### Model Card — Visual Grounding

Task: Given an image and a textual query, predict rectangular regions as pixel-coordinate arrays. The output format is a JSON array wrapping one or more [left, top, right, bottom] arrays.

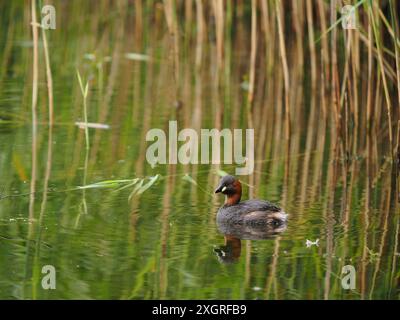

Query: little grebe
[[215, 175, 287, 225], [214, 235, 242, 264]]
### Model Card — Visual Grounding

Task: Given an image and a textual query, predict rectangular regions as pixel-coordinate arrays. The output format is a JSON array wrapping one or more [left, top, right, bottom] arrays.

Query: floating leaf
[[240, 81, 250, 91], [114, 178, 140, 192], [182, 174, 198, 186], [136, 175, 160, 195], [84, 53, 96, 61], [182, 174, 214, 196], [217, 170, 229, 177], [125, 53, 150, 62], [75, 122, 110, 130], [77, 179, 134, 190], [306, 239, 320, 248], [128, 179, 144, 202], [128, 175, 160, 201]]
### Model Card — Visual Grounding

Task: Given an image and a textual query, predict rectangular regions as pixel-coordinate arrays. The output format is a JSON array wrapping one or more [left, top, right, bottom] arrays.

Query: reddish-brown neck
[[225, 180, 242, 205]]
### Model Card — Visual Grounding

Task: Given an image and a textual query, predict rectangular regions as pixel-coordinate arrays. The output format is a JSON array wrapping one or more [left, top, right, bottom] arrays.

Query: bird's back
[[217, 199, 287, 225]]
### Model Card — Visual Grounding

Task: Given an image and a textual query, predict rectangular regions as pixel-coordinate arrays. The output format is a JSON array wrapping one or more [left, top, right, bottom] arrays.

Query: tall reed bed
[[164, 0, 399, 156]]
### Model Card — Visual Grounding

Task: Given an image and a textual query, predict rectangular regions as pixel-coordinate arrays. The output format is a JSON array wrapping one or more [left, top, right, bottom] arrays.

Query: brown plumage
[[215, 175, 287, 225]]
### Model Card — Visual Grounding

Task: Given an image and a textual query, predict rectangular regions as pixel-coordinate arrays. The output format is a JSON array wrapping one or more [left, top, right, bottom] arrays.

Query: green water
[[0, 1, 399, 300]]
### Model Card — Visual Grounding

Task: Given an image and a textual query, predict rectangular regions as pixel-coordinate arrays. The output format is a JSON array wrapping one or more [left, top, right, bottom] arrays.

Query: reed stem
[[28, 0, 39, 224]]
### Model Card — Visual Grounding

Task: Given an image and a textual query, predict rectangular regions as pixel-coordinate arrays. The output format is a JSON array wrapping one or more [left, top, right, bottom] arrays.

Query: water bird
[[215, 175, 287, 225]]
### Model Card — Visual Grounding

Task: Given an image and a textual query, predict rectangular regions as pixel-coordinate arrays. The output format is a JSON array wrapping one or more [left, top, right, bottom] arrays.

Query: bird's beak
[[215, 185, 226, 193]]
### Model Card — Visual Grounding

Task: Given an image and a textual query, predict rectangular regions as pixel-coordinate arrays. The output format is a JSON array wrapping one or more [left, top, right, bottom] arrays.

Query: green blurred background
[[0, 0, 399, 299]]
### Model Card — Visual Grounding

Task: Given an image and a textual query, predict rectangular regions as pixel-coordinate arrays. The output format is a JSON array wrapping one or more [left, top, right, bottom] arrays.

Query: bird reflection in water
[[214, 220, 287, 264]]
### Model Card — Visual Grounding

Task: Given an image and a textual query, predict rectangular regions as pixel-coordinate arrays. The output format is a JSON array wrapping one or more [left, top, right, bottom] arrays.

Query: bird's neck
[[225, 193, 241, 205]]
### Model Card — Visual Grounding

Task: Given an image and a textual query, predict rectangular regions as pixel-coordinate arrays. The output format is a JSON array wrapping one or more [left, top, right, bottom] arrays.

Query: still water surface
[[0, 2, 399, 300]]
